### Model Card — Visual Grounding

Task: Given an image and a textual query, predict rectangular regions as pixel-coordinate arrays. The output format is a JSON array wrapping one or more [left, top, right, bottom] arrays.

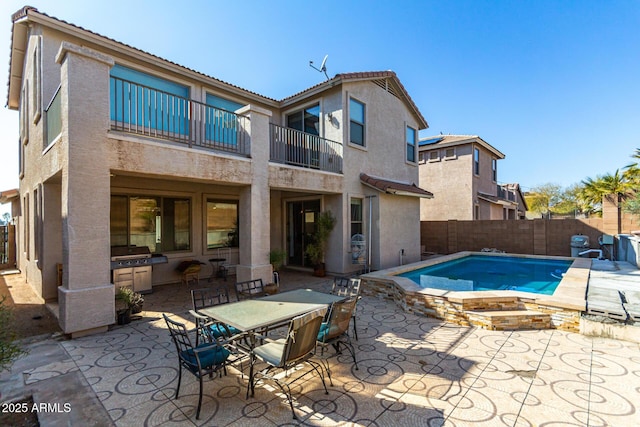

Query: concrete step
[[466, 309, 551, 331]]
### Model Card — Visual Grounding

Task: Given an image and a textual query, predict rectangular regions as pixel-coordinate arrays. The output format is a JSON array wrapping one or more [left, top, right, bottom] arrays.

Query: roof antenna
[[309, 54, 329, 80]]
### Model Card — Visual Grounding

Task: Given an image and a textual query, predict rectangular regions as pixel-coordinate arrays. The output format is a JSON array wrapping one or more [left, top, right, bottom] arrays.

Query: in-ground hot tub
[[361, 251, 590, 332]]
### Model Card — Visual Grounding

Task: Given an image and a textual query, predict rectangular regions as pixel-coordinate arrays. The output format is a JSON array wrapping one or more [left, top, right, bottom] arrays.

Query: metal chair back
[[191, 285, 231, 312], [331, 277, 361, 298], [320, 297, 357, 343], [281, 308, 326, 366], [235, 278, 265, 300]]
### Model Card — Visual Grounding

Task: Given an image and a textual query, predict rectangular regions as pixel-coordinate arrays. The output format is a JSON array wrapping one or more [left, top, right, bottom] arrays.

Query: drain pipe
[[366, 195, 376, 273], [399, 248, 405, 266]]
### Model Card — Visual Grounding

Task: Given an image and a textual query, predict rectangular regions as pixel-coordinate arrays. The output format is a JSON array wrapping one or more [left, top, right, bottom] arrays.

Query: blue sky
[[1, 0, 639, 218]]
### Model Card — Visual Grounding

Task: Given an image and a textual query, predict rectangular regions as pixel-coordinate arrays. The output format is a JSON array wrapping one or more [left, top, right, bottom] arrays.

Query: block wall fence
[[421, 197, 640, 257]]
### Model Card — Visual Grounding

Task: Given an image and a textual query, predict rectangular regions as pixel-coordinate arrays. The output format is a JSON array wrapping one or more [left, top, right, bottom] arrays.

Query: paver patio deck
[[1, 271, 639, 426]]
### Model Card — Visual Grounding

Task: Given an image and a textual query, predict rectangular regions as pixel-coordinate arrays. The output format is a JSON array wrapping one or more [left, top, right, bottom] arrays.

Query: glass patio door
[[286, 199, 320, 267]]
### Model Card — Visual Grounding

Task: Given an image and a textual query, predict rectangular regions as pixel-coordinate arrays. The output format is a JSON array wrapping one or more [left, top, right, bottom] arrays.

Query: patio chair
[[163, 313, 230, 420], [235, 278, 266, 301], [190, 286, 241, 342], [217, 247, 237, 280], [330, 277, 362, 340], [248, 307, 328, 420], [176, 260, 203, 286], [316, 297, 359, 385]]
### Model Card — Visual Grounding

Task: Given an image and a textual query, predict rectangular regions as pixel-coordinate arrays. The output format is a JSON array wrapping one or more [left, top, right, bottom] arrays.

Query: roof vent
[[372, 78, 400, 100]]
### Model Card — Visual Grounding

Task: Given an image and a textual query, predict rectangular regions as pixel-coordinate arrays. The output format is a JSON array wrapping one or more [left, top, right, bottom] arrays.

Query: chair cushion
[[180, 344, 230, 372], [317, 322, 330, 342], [209, 323, 240, 338], [253, 339, 286, 367], [317, 322, 341, 342]]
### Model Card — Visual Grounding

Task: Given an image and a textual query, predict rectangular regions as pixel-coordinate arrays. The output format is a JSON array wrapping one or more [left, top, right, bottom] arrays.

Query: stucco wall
[[419, 145, 473, 220]]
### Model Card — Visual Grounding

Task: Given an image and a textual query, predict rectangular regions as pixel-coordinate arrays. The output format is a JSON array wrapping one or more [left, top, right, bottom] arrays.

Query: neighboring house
[[418, 135, 525, 220], [499, 183, 528, 220], [6, 7, 432, 336]]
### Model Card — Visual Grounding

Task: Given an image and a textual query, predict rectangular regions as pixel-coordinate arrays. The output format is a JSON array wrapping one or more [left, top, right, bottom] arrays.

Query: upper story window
[[406, 126, 417, 162], [32, 38, 42, 124], [20, 83, 29, 143], [474, 147, 480, 175], [349, 98, 365, 146], [444, 147, 456, 160], [286, 104, 320, 135], [110, 65, 189, 135], [492, 158, 497, 182], [205, 94, 244, 146]]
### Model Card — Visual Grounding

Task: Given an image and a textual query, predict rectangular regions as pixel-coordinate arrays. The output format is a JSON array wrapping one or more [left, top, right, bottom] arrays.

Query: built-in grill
[[111, 246, 168, 293]]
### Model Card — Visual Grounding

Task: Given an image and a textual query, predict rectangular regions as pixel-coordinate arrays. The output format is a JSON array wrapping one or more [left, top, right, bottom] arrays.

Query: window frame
[[350, 197, 363, 238], [492, 158, 497, 182], [443, 147, 456, 160], [474, 147, 480, 175], [205, 199, 240, 250], [32, 37, 42, 124], [286, 102, 321, 136], [406, 126, 417, 163], [110, 194, 192, 253], [20, 83, 29, 144], [349, 97, 365, 147]]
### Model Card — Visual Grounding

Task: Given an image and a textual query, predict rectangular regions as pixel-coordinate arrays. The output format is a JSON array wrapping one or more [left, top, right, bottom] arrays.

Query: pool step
[[466, 309, 551, 331]]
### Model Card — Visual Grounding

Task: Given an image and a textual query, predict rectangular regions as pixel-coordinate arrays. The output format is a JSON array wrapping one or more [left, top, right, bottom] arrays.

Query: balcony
[[269, 124, 343, 174], [109, 76, 249, 156], [45, 85, 62, 148]]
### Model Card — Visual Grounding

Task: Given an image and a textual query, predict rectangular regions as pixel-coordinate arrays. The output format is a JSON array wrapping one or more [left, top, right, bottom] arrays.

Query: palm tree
[[622, 148, 640, 215], [580, 169, 631, 232], [580, 170, 632, 215], [623, 148, 640, 189]]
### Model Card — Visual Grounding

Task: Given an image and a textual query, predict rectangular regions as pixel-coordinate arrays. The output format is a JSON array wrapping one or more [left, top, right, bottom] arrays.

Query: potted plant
[[305, 210, 336, 277], [269, 249, 287, 272], [265, 249, 287, 294], [115, 287, 144, 325]]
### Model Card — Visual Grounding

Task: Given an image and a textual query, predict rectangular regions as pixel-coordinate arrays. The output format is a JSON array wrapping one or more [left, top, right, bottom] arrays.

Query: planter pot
[[131, 303, 143, 314], [117, 309, 131, 325], [312, 263, 326, 277], [264, 284, 279, 295]]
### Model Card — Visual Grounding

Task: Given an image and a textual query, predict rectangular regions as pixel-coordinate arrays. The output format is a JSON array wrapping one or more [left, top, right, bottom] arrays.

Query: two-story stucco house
[[6, 7, 432, 336], [418, 135, 524, 221]]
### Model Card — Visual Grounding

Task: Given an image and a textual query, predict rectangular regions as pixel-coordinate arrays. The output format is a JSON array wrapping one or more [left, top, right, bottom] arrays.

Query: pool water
[[398, 255, 572, 295]]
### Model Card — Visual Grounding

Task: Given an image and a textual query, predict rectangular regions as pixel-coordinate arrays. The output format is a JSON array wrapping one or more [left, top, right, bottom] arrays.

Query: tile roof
[[7, 6, 277, 107], [419, 134, 505, 159], [282, 71, 428, 129], [360, 173, 433, 198], [8, 6, 428, 130]]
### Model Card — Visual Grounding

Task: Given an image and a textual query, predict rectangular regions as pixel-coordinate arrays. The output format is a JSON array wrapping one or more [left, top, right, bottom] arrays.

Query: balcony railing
[[110, 76, 249, 156], [269, 124, 343, 174], [45, 85, 62, 148]]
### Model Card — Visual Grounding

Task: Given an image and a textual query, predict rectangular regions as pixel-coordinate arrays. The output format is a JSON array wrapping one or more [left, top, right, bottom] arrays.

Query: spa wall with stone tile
[[362, 278, 581, 333]]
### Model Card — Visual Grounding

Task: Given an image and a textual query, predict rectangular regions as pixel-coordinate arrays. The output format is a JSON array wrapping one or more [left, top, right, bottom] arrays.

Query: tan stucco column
[[55, 42, 115, 337], [235, 105, 273, 284]]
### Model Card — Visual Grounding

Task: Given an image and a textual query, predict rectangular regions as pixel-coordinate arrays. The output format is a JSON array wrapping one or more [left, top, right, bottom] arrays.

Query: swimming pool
[[361, 252, 590, 332], [398, 255, 572, 295]]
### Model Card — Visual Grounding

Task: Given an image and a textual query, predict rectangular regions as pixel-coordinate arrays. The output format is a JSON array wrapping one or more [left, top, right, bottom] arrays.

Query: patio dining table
[[199, 289, 342, 333], [199, 289, 335, 398]]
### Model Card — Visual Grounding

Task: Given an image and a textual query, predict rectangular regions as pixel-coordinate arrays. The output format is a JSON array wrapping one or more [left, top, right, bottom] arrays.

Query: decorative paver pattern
[[4, 273, 640, 426]]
